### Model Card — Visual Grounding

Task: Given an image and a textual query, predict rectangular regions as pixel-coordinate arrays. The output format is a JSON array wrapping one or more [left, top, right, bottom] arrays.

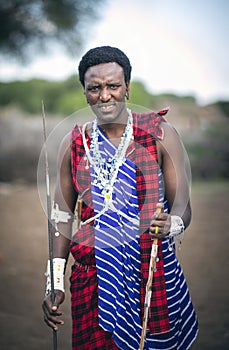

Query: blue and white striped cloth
[[90, 127, 198, 350], [91, 127, 142, 350], [144, 237, 198, 349]]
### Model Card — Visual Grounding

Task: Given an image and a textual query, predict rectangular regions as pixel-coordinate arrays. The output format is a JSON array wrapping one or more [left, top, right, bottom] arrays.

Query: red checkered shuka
[[70, 109, 170, 349], [131, 111, 170, 334]]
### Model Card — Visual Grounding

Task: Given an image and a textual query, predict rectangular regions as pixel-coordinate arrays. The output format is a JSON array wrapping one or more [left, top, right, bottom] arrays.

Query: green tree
[[0, 0, 105, 61]]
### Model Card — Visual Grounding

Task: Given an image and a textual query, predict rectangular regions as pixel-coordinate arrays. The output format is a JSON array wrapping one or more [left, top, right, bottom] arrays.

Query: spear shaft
[[42, 100, 58, 350], [139, 204, 163, 350]]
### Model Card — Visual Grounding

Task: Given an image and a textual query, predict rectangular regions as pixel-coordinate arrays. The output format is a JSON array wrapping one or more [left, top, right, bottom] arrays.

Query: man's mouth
[[97, 103, 115, 112]]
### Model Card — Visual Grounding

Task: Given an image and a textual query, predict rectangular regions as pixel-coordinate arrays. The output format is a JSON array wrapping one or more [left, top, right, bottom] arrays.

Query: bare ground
[[0, 181, 228, 350]]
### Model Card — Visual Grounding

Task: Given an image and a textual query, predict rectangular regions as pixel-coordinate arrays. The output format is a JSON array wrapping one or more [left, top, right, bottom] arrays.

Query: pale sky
[[0, 0, 228, 105]]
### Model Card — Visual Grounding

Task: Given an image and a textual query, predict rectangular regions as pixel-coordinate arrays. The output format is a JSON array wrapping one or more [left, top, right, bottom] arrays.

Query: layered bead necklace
[[82, 108, 136, 225]]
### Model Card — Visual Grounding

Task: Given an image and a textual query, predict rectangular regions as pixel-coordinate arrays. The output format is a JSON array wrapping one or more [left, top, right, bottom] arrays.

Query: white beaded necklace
[[81, 109, 138, 226]]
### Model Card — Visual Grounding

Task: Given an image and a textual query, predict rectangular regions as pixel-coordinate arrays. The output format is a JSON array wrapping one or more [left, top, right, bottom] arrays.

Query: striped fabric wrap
[[91, 125, 141, 349]]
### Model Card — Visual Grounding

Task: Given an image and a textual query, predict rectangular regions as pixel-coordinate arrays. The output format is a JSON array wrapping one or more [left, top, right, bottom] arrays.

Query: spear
[[42, 100, 58, 350], [139, 203, 163, 350]]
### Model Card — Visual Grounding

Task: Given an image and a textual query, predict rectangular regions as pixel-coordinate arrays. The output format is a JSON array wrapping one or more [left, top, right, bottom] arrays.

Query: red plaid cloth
[[70, 109, 170, 348], [70, 263, 119, 349], [131, 111, 170, 334]]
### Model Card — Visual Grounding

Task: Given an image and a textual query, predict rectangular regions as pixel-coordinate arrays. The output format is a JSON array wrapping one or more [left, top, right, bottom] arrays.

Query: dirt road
[[0, 181, 228, 349]]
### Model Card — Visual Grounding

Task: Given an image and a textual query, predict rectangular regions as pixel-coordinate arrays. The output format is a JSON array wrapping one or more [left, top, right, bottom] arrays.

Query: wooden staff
[[139, 203, 163, 350], [77, 197, 83, 229], [42, 100, 58, 350]]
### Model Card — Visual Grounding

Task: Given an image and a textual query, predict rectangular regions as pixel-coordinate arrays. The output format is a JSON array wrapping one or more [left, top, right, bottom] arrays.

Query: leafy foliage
[[0, 0, 104, 60], [185, 120, 229, 179], [213, 101, 229, 118], [0, 76, 87, 114], [129, 81, 155, 108]]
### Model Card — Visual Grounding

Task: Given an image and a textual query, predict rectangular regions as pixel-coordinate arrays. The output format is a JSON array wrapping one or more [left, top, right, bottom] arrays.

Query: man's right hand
[[42, 290, 65, 331]]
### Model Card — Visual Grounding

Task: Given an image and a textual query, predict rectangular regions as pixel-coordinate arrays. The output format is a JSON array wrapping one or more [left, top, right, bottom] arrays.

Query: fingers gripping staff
[[139, 203, 163, 350]]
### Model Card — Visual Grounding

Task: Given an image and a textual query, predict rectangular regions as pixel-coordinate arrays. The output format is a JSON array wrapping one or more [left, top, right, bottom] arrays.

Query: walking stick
[[42, 100, 58, 350], [139, 203, 163, 350]]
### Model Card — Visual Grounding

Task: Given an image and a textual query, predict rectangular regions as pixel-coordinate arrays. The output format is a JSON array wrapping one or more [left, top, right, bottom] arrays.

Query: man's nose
[[100, 87, 111, 102]]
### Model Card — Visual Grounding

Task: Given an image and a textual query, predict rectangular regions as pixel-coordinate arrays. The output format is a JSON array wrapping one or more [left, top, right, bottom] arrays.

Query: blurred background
[[0, 0, 228, 349]]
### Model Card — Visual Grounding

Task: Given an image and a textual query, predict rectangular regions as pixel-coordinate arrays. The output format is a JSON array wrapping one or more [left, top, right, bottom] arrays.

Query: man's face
[[84, 62, 130, 123]]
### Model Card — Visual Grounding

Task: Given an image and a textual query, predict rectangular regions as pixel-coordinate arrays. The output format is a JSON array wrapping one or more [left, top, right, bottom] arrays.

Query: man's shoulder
[[134, 107, 169, 119], [133, 108, 169, 140]]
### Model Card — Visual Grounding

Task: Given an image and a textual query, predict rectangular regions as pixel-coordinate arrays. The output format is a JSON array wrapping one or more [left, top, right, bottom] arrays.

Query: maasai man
[[42, 46, 198, 349]]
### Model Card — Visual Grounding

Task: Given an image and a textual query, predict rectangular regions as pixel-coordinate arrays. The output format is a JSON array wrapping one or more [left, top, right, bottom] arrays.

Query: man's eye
[[109, 84, 120, 89], [88, 86, 99, 92]]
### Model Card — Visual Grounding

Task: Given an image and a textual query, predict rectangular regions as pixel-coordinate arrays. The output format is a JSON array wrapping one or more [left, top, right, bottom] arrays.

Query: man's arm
[[42, 132, 77, 331], [150, 122, 192, 237], [52, 132, 77, 257]]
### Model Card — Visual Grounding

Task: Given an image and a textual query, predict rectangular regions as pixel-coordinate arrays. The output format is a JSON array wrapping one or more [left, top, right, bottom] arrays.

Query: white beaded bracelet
[[45, 258, 66, 296], [167, 215, 185, 251], [168, 215, 185, 238]]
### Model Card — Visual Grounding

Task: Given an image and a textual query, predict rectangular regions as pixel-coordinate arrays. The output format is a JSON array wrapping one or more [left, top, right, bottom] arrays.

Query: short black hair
[[78, 46, 132, 87]]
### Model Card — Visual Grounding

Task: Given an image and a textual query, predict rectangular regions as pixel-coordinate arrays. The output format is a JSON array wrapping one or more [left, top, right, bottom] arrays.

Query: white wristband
[[51, 202, 73, 224], [45, 258, 66, 295], [168, 215, 185, 238]]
